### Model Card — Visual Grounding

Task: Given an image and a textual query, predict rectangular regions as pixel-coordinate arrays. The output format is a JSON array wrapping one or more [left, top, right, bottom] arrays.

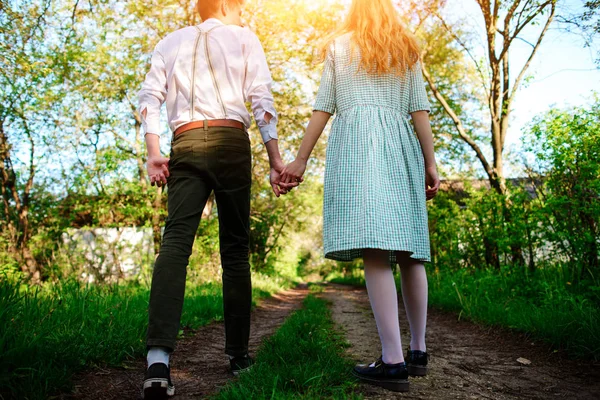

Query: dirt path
[[323, 284, 600, 400], [61, 286, 308, 400]]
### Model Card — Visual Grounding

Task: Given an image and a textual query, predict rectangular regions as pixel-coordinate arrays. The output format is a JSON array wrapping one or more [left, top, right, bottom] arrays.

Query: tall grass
[[214, 294, 360, 400], [429, 267, 600, 360], [0, 274, 291, 400]]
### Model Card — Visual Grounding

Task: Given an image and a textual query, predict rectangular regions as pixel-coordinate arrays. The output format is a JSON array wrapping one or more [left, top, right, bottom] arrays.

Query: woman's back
[[281, 0, 439, 389], [318, 33, 430, 119]]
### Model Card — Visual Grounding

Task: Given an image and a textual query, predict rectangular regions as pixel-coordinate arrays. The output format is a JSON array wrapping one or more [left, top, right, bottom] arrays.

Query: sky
[[445, 0, 599, 147]]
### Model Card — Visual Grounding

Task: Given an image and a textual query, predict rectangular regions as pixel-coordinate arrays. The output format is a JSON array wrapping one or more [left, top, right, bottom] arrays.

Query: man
[[138, 1, 296, 398]]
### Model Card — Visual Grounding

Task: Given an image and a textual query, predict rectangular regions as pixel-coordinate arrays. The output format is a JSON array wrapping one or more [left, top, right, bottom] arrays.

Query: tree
[[417, 0, 556, 194], [405, 0, 557, 267], [0, 0, 69, 280]]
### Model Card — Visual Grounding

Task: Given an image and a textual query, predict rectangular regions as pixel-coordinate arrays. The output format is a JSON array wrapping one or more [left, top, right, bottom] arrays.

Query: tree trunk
[[483, 237, 501, 270], [581, 210, 599, 280], [525, 211, 536, 272], [202, 193, 215, 219], [1, 120, 40, 281]]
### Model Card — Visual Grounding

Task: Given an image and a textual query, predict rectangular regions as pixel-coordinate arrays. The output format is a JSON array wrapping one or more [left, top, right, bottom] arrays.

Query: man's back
[[139, 18, 277, 143]]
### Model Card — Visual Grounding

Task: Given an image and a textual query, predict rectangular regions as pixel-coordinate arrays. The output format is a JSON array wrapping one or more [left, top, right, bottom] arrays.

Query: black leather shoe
[[406, 349, 429, 376], [143, 363, 175, 399], [352, 357, 409, 392], [230, 355, 254, 376]]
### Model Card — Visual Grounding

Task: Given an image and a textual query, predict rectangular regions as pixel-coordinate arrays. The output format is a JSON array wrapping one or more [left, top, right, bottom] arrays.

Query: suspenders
[[191, 25, 228, 122]]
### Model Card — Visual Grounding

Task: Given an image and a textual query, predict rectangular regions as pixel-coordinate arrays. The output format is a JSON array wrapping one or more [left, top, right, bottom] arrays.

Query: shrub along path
[[324, 283, 600, 399], [60, 285, 309, 400]]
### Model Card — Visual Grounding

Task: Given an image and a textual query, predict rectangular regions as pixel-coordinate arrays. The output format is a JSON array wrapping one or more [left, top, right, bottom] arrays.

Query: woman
[[281, 0, 439, 392]]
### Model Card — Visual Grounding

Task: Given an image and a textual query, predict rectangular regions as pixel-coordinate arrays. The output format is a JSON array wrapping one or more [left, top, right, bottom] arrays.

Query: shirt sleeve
[[313, 43, 336, 115], [243, 30, 278, 143], [138, 40, 167, 137], [407, 61, 431, 114]]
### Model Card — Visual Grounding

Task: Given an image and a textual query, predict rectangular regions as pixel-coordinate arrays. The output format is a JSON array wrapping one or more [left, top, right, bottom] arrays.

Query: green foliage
[[187, 214, 222, 283], [0, 0, 343, 280], [0, 274, 289, 400], [427, 184, 540, 271], [214, 295, 360, 400], [523, 102, 600, 282]]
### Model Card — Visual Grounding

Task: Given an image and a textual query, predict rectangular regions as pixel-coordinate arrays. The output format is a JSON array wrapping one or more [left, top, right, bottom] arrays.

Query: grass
[[428, 267, 600, 360], [327, 266, 600, 360], [0, 273, 291, 400], [213, 294, 361, 400]]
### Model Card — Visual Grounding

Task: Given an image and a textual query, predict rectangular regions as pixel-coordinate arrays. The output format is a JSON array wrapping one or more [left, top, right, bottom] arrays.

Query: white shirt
[[138, 19, 278, 143]]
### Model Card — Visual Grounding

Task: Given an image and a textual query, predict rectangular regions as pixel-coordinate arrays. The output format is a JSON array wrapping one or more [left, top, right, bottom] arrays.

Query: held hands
[[147, 156, 170, 187], [281, 159, 307, 186], [270, 161, 302, 197], [426, 165, 440, 201], [270, 159, 306, 197]]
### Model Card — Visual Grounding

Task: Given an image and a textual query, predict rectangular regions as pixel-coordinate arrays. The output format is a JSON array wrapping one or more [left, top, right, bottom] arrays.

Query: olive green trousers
[[147, 126, 252, 356]]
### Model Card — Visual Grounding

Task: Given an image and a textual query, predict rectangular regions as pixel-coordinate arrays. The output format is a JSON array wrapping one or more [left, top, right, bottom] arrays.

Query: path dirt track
[[61, 283, 600, 399], [324, 284, 600, 400], [61, 287, 308, 400]]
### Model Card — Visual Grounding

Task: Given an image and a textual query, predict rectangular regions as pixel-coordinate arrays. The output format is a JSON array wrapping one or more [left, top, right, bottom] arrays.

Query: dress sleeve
[[407, 61, 431, 114], [313, 44, 336, 115]]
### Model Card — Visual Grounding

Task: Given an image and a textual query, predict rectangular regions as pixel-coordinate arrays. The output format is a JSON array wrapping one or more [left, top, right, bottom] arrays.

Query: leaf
[[516, 357, 531, 365]]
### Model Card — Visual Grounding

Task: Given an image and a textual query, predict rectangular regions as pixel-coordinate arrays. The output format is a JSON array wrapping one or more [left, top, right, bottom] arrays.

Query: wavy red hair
[[321, 0, 421, 75]]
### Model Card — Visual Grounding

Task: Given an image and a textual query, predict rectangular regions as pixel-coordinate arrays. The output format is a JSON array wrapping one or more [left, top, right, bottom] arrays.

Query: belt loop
[[203, 119, 209, 131]]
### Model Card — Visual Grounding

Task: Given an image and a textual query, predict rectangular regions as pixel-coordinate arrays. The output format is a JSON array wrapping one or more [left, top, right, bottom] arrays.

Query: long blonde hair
[[321, 0, 421, 75]]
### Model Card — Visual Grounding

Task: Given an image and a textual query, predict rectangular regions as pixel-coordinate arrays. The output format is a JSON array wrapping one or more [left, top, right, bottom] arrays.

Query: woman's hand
[[281, 159, 307, 186], [147, 156, 170, 187], [425, 165, 440, 201]]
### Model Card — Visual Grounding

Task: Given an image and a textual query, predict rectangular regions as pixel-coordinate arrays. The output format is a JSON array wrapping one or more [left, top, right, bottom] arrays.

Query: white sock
[[147, 346, 170, 368], [398, 252, 428, 352], [363, 249, 404, 365]]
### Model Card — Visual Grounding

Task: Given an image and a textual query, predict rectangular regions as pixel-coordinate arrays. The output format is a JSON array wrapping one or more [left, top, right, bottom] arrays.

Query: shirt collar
[[201, 18, 225, 27]]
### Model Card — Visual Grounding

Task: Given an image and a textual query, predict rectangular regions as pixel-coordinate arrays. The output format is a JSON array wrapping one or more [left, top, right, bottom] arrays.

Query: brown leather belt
[[174, 119, 246, 136]]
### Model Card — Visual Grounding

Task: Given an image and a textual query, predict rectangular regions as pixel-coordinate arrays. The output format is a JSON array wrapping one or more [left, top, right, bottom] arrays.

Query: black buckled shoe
[[406, 349, 429, 377], [143, 363, 175, 399], [352, 357, 409, 392], [230, 355, 254, 376]]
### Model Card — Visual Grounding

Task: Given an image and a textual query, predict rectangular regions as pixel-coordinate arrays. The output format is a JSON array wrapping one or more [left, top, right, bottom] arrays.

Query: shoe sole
[[232, 365, 253, 376], [143, 379, 175, 399], [352, 370, 409, 392], [407, 364, 428, 377]]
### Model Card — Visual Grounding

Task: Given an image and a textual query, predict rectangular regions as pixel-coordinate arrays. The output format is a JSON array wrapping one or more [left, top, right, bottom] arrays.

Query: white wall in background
[[62, 227, 155, 282]]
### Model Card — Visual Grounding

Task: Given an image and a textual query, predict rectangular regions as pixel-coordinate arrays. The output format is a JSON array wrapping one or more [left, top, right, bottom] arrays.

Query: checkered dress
[[314, 34, 432, 263]]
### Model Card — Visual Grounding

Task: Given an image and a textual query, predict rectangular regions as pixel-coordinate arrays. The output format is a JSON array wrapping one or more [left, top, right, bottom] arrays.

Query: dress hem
[[324, 246, 431, 264]]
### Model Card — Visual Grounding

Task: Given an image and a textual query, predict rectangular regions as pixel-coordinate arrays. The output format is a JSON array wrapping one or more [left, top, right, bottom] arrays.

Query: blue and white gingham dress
[[314, 34, 432, 263]]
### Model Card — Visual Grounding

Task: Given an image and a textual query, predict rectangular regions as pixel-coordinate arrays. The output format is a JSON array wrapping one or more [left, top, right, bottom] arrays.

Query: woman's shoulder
[[325, 33, 352, 58], [332, 33, 352, 48]]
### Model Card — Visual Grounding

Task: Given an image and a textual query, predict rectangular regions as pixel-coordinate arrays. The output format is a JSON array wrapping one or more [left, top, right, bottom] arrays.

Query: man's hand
[[270, 164, 301, 197], [147, 156, 170, 187], [270, 167, 285, 197], [281, 159, 307, 186], [425, 165, 440, 201]]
